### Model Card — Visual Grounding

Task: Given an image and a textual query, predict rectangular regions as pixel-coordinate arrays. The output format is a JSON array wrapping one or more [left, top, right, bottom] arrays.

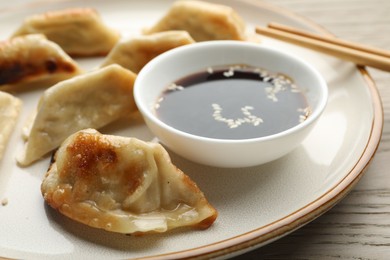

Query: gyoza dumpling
[[144, 0, 246, 41], [41, 129, 218, 234], [0, 34, 81, 88], [100, 31, 194, 73], [17, 64, 137, 166], [0, 91, 22, 161], [12, 8, 120, 57]]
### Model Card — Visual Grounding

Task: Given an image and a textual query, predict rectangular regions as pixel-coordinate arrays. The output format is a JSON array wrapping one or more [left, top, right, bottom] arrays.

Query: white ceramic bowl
[[134, 41, 328, 168]]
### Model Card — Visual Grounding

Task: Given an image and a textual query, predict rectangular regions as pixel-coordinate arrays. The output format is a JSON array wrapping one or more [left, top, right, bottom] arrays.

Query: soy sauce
[[155, 65, 310, 140]]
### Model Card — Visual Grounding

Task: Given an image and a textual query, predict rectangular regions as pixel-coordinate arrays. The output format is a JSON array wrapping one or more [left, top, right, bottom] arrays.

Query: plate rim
[[0, 0, 384, 259]]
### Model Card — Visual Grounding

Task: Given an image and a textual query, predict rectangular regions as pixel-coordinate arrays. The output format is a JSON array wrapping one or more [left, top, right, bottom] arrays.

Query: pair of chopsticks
[[255, 23, 390, 72]]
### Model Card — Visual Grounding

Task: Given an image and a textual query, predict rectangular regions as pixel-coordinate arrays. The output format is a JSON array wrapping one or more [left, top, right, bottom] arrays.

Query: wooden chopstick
[[255, 22, 390, 72], [268, 22, 390, 58]]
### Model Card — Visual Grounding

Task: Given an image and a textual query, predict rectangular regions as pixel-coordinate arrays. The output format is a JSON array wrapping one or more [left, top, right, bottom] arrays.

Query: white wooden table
[[237, 0, 390, 258]]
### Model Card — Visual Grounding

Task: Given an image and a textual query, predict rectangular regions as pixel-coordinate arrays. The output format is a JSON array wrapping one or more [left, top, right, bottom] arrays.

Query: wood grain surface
[[237, 0, 390, 259]]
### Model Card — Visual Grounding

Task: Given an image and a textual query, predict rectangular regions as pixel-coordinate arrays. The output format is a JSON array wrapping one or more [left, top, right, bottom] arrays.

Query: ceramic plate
[[0, 0, 383, 259]]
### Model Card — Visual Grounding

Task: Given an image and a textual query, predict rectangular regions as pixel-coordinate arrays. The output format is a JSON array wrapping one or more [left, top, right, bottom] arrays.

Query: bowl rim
[[134, 41, 328, 144]]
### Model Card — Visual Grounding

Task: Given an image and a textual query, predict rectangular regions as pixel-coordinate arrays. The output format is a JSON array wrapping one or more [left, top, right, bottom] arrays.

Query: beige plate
[[0, 0, 383, 259]]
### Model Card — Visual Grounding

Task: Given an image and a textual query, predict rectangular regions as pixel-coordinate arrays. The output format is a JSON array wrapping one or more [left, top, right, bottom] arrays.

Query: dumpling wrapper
[[17, 64, 137, 166], [0, 91, 22, 161], [144, 0, 246, 41], [0, 34, 81, 88], [41, 129, 218, 234], [12, 8, 120, 57], [100, 31, 195, 73]]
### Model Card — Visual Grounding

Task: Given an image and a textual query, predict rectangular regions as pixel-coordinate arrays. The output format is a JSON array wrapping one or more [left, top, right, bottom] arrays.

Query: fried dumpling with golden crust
[[0, 34, 81, 88], [12, 8, 120, 57], [0, 91, 22, 161], [100, 31, 194, 73], [41, 129, 217, 234], [17, 64, 137, 166], [144, 0, 246, 41]]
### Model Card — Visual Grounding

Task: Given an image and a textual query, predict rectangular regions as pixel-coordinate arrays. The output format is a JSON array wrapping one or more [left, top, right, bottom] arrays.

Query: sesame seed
[[167, 83, 184, 91], [212, 103, 264, 128]]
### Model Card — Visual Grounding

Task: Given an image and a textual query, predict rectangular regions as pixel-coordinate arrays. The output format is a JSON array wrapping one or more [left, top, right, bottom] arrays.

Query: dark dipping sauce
[[155, 64, 311, 140]]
